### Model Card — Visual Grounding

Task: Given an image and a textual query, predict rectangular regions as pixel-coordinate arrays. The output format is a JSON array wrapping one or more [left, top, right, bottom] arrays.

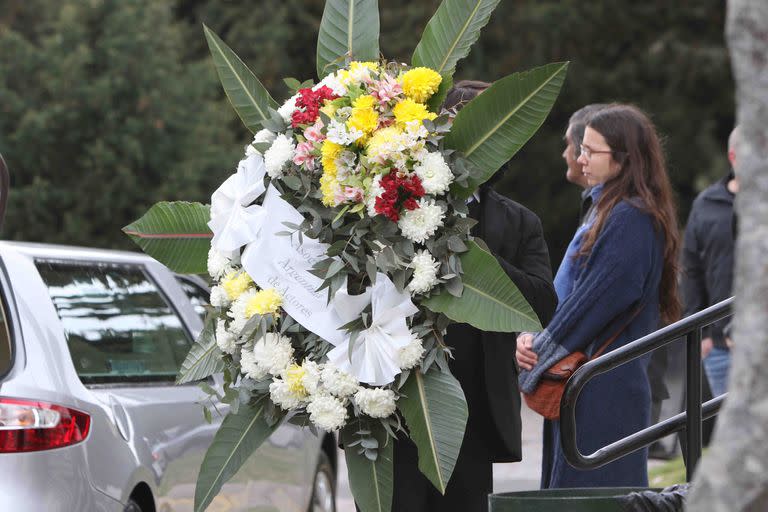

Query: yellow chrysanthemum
[[285, 364, 309, 398], [245, 288, 283, 317], [347, 108, 379, 137], [366, 126, 402, 157], [320, 172, 340, 206], [392, 98, 437, 127], [353, 94, 377, 110], [340, 61, 380, 85], [321, 140, 344, 173], [221, 271, 253, 301], [401, 67, 442, 103]]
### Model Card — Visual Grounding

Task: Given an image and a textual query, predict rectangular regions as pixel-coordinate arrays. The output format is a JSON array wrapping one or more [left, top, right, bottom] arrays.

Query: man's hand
[[516, 333, 538, 371], [701, 337, 714, 359]]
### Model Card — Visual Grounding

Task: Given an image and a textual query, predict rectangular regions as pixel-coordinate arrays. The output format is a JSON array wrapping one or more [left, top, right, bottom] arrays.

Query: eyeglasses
[[579, 144, 613, 159]]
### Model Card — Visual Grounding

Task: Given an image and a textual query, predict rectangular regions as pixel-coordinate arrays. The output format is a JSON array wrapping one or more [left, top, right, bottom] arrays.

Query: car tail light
[[0, 397, 91, 452]]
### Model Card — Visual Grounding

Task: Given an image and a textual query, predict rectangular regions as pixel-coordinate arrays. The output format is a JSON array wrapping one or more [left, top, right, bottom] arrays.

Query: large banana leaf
[[445, 62, 569, 198], [412, 0, 500, 77], [177, 314, 225, 384], [204, 25, 278, 134], [344, 429, 394, 512], [423, 240, 542, 332], [316, 0, 380, 78], [123, 201, 211, 274], [397, 368, 467, 494], [194, 402, 280, 512]]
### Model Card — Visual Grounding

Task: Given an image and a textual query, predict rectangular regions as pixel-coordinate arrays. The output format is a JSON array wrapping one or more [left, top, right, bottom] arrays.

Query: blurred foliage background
[[0, 0, 733, 267]]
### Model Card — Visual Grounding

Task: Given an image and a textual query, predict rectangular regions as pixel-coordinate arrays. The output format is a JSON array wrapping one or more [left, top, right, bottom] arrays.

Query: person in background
[[382, 80, 558, 512], [563, 104, 608, 222], [517, 104, 681, 488], [681, 126, 740, 396]]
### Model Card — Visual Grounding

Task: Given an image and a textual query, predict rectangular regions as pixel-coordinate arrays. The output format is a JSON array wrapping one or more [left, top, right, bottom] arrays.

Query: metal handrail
[[0, 153, 7, 232], [560, 296, 734, 481]]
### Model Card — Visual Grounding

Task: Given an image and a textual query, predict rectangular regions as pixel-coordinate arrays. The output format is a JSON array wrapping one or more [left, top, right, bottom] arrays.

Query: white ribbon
[[208, 153, 269, 254], [327, 274, 418, 386]]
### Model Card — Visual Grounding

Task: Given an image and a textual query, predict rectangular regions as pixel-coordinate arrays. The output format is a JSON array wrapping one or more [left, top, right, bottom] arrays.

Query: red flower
[[374, 172, 425, 222], [291, 86, 338, 128]]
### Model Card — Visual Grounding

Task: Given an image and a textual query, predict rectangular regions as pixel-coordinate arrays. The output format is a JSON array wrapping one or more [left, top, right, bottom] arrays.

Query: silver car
[[0, 242, 337, 512]]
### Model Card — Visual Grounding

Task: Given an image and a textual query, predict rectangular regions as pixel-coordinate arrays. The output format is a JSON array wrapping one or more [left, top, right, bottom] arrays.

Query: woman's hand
[[516, 333, 538, 371]]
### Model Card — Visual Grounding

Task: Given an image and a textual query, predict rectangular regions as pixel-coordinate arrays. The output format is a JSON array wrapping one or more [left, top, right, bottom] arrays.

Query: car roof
[[0, 241, 156, 265]]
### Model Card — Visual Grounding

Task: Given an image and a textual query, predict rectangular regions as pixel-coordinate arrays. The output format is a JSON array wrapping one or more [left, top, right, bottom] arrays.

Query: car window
[[176, 276, 209, 320], [35, 260, 193, 384]]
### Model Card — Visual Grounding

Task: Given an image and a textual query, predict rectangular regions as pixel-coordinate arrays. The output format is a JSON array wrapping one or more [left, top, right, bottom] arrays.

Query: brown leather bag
[[523, 308, 641, 420]]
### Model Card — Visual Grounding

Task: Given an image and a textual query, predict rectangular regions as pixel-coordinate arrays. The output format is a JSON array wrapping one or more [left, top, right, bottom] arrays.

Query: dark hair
[[442, 80, 491, 112], [578, 104, 681, 325], [567, 104, 608, 158]]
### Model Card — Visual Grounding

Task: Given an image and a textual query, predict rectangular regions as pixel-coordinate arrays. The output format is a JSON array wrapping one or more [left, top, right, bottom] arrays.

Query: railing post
[[685, 328, 703, 480]]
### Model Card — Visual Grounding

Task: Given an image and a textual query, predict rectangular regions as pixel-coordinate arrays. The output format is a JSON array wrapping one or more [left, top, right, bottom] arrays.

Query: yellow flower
[[285, 364, 309, 399], [340, 61, 380, 85], [321, 140, 344, 173], [392, 98, 437, 127], [401, 67, 442, 103], [320, 102, 338, 118], [347, 108, 379, 138], [221, 271, 253, 301], [245, 288, 283, 317], [366, 126, 402, 156], [353, 95, 377, 110], [320, 172, 340, 206]]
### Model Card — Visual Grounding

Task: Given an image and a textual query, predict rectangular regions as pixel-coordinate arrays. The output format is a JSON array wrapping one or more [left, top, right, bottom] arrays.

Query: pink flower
[[293, 141, 316, 171], [371, 75, 403, 107], [343, 186, 365, 203], [304, 118, 326, 143]]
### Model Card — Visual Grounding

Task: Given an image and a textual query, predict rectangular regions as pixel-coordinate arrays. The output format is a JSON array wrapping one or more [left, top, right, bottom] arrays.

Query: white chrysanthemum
[[354, 388, 397, 419], [413, 152, 454, 196], [215, 319, 236, 354], [246, 129, 277, 156], [301, 360, 322, 395], [326, 119, 363, 145], [307, 394, 348, 431], [227, 288, 257, 334], [398, 334, 425, 370], [252, 333, 294, 377], [321, 365, 360, 397], [407, 249, 440, 294], [313, 72, 347, 96], [403, 120, 429, 148], [210, 285, 230, 308], [277, 94, 299, 123], [240, 346, 268, 380], [264, 134, 296, 178], [269, 379, 304, 410], [207, 247, 232, 279], [366, 174, 385, 217], [398, 199, 445, 244]]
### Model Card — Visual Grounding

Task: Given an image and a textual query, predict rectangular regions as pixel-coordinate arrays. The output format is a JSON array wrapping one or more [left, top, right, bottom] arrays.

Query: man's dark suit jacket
[[447, 187, 557, 462]]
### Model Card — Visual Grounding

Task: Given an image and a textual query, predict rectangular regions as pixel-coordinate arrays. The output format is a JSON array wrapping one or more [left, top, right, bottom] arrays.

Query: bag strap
[[589, 304, 644, 360]]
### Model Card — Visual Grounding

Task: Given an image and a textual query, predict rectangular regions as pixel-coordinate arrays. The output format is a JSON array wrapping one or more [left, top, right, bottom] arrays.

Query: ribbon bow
[[327, 274, 418, 386]]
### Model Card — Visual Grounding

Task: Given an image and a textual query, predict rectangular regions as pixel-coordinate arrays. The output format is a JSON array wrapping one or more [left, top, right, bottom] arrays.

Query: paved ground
[[335, 403, 544, 511]]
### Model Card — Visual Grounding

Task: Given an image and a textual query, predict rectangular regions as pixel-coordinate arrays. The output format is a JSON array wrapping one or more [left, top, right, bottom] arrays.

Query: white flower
[[407, 249, 440, 294], [210, 285, 230, 308], [251, 333, 294, 377], [326, 119, 363, 145], [366, 174, 385, 217], [269, 379, 304, 410], [227, 288, 257, 334], [246, 129, 277, 156], [207, 247, 232, 279], [215, 319, 236, 354], [314, 73, 347, 96], [264, 134, 296, 178], [354, 388, 397, 419], [414, 152, 454, 196], [307, 394, 348, 431], [398, 199, 445, 244], [321, 365, 360, 397], [301, 360, 322, 396], [398, 334, 425, 370], [240, 346, 268, 380], [277, 94, 299, 123]]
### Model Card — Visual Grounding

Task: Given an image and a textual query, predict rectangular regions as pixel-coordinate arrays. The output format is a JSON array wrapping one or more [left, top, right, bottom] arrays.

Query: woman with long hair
[[516, 104, 681, 487]]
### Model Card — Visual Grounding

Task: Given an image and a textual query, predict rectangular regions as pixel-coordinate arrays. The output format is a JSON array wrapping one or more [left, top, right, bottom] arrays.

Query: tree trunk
[[686, 1, 768, 510]]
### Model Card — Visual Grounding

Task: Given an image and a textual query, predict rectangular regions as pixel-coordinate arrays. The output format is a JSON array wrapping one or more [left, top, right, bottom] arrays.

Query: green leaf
[[412, 0, 501, 77], [427, 74, 453, 113], [203, 24, 278, 134], [316, 0, 380, 78], [177, 314, 225, 384], [123, 201, 211, 274], [344, 428, 393, 512], [445, 62, 569, 198], [398, 368, 468, 494], [194, 403, 280, 512], [423, 240, 542, 332]]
